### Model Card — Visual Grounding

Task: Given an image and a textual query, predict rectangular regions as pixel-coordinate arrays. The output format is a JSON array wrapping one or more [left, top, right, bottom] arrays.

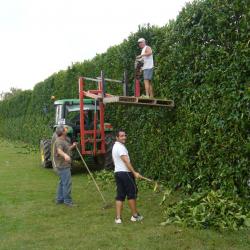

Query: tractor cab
[[53, 99, 112, 142], [54, 99, 96, 126], [54, 99, 97, 141], [54, 99, 95, 125]]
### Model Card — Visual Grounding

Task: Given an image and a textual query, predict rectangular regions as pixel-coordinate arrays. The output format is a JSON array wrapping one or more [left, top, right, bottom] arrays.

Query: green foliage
[[92, 169, 114, 184], [0, 0, 249, 229], [153, 0, 250, 197], [161, 190, 250, 230]]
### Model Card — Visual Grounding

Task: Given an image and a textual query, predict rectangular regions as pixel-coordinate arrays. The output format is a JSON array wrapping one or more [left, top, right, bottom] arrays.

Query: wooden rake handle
[[76, 146, 107, 204], [140, 176, 153, 182]]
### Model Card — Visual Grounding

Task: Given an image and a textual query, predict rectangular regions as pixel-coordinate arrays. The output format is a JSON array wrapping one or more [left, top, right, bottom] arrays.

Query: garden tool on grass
[[76, 146, 113, 209], [140, 176, 159, 192]]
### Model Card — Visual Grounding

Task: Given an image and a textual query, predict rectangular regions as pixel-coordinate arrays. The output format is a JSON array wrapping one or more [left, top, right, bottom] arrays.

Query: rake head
[[102, 202, 113, 210]]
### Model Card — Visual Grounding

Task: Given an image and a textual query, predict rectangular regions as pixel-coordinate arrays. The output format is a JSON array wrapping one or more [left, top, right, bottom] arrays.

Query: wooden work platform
[[102, 96, 174, 108]]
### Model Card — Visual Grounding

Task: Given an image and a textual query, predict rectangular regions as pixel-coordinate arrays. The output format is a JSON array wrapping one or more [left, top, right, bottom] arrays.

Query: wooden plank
[[102, 96, 120, 103], [110, 101, 174, 108], [103, 96, 174, 108], [137, 98, 156, 104], [118, 96, 137, 103]]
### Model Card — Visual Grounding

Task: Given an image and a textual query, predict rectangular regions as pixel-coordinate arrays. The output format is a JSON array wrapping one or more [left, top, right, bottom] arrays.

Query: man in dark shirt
[[53, 125, 77, 206]]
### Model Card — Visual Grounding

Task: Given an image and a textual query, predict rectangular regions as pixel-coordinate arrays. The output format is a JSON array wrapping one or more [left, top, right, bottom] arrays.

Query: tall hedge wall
[[0, 0, 249, 197]]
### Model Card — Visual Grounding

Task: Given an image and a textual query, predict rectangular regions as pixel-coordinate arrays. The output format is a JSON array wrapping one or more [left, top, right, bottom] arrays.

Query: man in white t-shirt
[[137, 37, 154, 98], [112, 130, 143, 224]]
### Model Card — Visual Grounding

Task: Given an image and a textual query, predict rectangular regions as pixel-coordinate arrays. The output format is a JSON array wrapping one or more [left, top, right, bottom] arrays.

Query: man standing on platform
[[137, 38, 154, 98]]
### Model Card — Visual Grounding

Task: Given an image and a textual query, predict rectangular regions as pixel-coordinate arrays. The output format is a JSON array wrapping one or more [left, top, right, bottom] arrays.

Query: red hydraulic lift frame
[[78, 76, 106, 156], [135, 78, 140, 97], [78, 71, 128, 156]]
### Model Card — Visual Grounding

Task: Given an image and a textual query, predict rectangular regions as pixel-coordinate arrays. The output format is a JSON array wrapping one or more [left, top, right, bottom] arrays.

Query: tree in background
[[0, 87, 22, 101]]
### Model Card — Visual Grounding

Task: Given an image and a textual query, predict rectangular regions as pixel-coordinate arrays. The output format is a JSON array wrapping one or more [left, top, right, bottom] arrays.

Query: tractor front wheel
[[40, 139, 52, 168]]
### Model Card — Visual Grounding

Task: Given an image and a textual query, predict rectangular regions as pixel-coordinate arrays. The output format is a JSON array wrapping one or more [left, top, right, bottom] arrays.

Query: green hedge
[[0, 0, 249, 197]]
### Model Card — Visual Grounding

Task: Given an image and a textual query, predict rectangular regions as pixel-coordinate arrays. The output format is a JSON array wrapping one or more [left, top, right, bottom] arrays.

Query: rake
[[76, 146, 113, 209], [140, 176, 159, 192]]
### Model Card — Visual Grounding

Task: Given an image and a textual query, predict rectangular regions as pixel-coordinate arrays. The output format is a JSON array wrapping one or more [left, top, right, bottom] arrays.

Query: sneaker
[[115, 218, 122, 224], [140, 95, 149, 98], [55, 200, 64, 205], [131, 214, 144, 222], [65, 202, 77, 207]]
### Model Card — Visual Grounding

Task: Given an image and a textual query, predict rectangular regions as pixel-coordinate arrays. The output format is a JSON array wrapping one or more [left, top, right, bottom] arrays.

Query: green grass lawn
[[0, 140, 249, 250]]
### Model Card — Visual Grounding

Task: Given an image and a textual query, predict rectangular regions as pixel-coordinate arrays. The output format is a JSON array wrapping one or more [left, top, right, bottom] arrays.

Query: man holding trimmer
[[112, 129, 143, 224], [137, 37, 154, 98]]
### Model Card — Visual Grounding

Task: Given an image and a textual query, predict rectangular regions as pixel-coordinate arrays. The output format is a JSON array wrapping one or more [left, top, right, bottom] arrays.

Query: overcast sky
[[0, 0, 191, 93]]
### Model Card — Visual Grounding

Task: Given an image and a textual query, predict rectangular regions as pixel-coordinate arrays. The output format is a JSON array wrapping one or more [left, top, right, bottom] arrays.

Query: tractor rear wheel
[[94, 133, 115, 170], [40, 139, 52, 168], [50, 133, 57, 169], [104, 133, 115, 170]]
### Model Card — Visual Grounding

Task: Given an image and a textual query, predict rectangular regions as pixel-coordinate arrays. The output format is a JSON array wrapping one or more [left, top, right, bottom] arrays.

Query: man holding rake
[[112, 129, 143, 224]]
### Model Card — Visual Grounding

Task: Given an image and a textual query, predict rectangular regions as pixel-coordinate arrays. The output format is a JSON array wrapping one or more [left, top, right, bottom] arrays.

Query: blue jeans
[[56, 168, 72, 204]]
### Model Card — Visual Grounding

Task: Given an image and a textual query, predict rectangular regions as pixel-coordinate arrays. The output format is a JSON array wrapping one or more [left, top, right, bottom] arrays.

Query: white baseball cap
[[138, 38, 145, 43]]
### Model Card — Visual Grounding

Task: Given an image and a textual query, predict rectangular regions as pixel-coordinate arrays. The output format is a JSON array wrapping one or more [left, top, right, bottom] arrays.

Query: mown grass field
[[0, 139, 249, 250]]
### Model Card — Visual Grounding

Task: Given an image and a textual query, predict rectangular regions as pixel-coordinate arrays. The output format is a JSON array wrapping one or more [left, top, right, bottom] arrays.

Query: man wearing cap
[[53, 125, 77, 206], [137, 38, 154, 98]]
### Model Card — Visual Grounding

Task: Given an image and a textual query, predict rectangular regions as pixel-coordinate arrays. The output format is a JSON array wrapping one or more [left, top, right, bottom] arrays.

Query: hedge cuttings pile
[[161, 189, 250, 230]]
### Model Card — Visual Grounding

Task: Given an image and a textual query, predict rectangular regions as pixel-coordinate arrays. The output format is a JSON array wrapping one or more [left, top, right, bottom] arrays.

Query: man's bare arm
[[69, 142, 77, 151], [142, 46, 152, 56], [121, 155, 141, 178], [57, 148, 71, 162]]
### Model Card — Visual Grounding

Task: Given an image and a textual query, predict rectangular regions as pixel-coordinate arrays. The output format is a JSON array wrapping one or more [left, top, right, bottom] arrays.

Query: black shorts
[[115, 172, 138, 201]]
